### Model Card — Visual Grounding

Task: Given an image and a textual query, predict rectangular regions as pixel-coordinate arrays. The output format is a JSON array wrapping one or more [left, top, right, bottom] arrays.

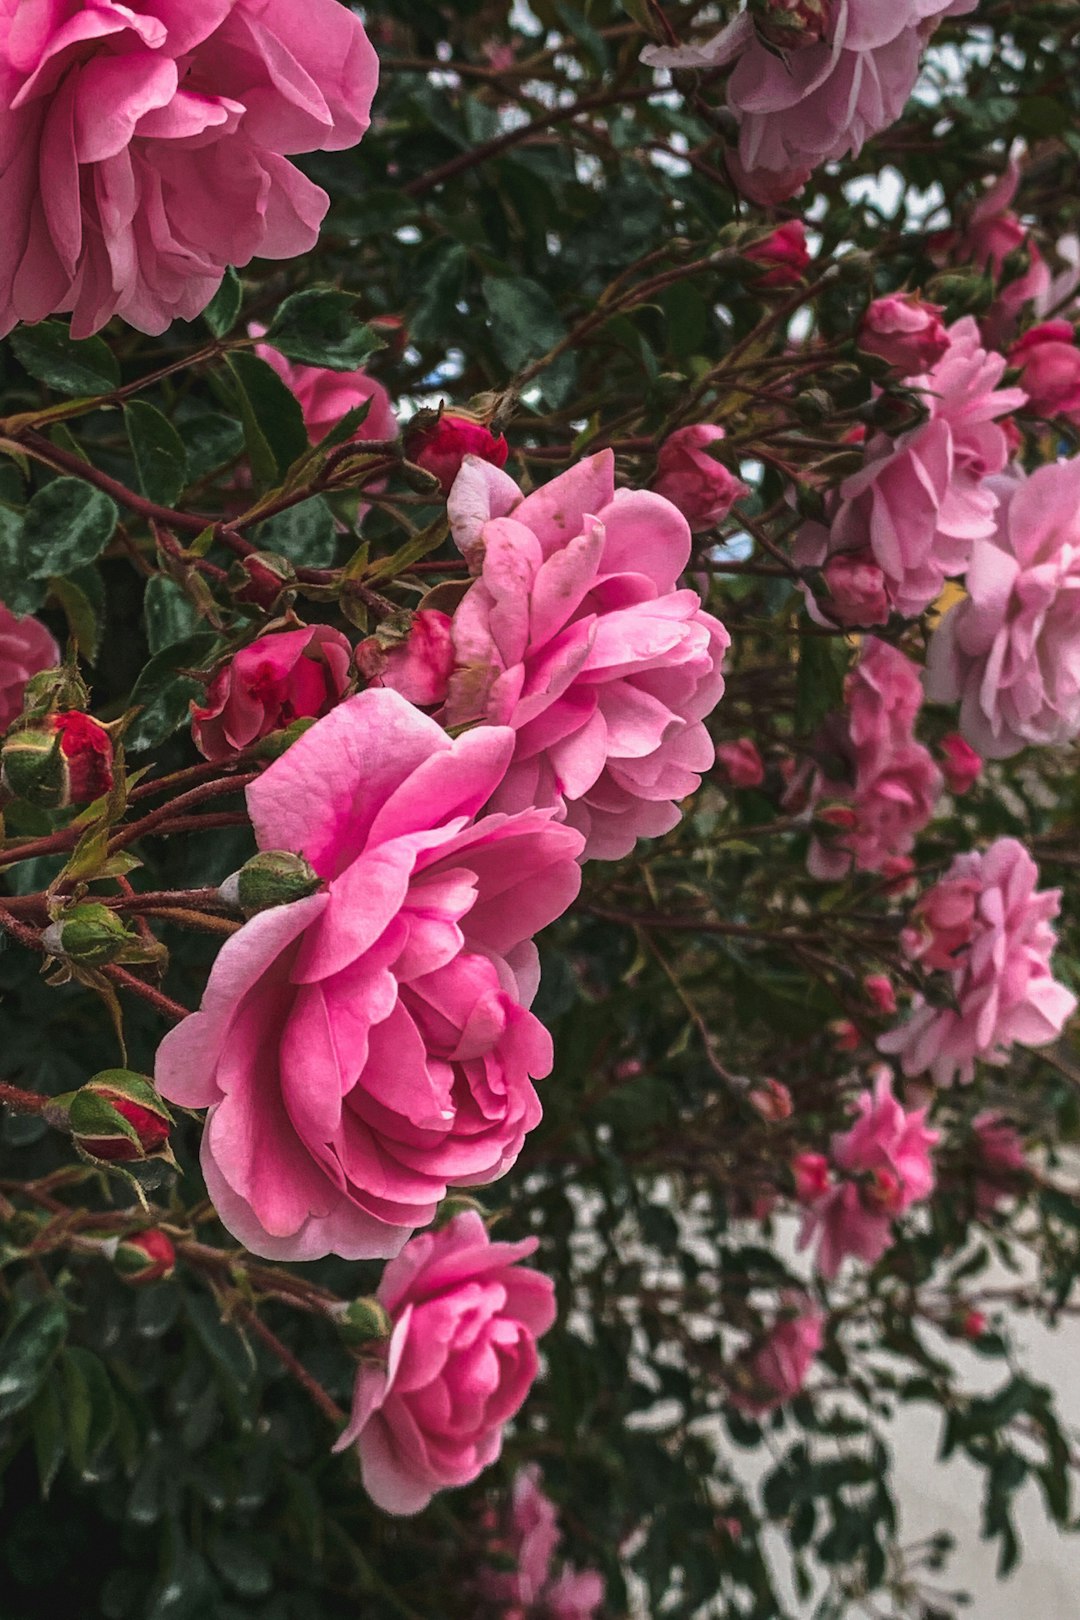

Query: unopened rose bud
[[939, 733, 982, 796], [857, 293, 950, 376], [1, 711, 114, 808], [405, 410, 509, 496], [369, 314, 408, 359], [42, 903, 133, 967], [791, 1151, 831, 1203], [337, 1296, 393, 1348], [219, 850, 322, 917], [749, 0, 831, 50], [821, 551, 890, 628], [829, 1018, 860, 1052], [716, 737, 765, 789], [814, 800, 858, 833], [743, 220, 811, 288], [114, 1229, 176, 1285], [961, 1308, 987, 1339], [748, 1078, 793, 1122], [230, 551, 297, 612], [879, 855, 916, 897], [69, 1070, 173, 1164], [925, 270, 994, 316], [863, 974, 897, 1016]]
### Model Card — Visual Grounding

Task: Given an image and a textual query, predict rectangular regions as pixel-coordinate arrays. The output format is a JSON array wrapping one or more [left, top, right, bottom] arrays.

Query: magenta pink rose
[[798, 1069, 938, 1277], [797, 318, 1026, 618], [1008, 322, 1080, 422], [652, 424, 749, 533], [405, 413, 510, 497], [926, 462, 1080, 758], [191, 624, 353, 763], [819, 550, 890, 627], [255, 338, 398, 449], [731, 1298, 824, 1415], [333, 1212, 557, 1514], [805, 638, 942, 880], [858, 293, 950, 375], [442, 451, 730, 861], [880, 838, 1077, 1085], [0, 1, 377, 338], [479, 1466, 606, 1617], [716, 737, 765, 789], [972, 1110, 1027, 1213], [743, 221, 811, 288], [157, 691, 584, 1259], [939, 733, 982, 796], [0, 601, 59, 732], [373, 609, 456, 708]]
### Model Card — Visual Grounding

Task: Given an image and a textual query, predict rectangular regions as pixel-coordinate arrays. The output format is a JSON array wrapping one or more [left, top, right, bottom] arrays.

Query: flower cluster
[[478, 1465, 605, 1618]]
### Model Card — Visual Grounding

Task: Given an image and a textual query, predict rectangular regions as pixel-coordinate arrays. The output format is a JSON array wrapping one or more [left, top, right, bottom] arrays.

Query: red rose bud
[[939, 732, 982, 796], [369, 314, 408, 359], [405, 410, 509, 496], [1, 711, 114, 807], [961, 1308, 988, 1340], [863, 973, 897, 1016], [749, 0, 832, 48], [230, 551, 297, 613], [69, 1070, 173, 1164], [743, 221, 811, 287], [829, 1018, 860, 1052], [748, 1078, 793, 1122], [114, 1229, 176, 1285], [53, 710, 114, 800], [791, 1151, 831, 1203], [716, 737, 765, 789], [814, 799, 858, 832]]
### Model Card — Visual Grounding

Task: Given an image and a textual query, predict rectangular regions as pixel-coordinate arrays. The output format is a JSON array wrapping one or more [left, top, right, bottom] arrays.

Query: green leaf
[[48, 568, 103, 661], [257, 497, 338, 567], [202, 268, 242, 339], [124, 632, 219, 753], [9, 321, 120, 397], [266, 288, 384, 371], [794, 627, 849, 737], [0, 1296, 68, 1420], [143, 575, 201, 654], [30, 1377, 67, 1498], [24, 479, 118, 577], [125, 402, 189, 508], [483, 274, 566, 371], [0, 505, 44, 614], [60, 1345, 118, 1474], [184, 1291, 256, 1393], [226, 352, 309, 488]]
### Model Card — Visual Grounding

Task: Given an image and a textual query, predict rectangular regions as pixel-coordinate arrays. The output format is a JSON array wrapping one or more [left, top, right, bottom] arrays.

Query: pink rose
[[442, 451, 730, 861], [798, 1069, 938, 1277], [743, 221, 811, 288], [652, 425, 748, 533], [926, 462, 1080, 758], [156, 691, 584, 1259], [939, 733, 982, 796], [791, 1151, 831, 1202], [479, 1466, 606, 1617], [1008, 322, 1080, 421], [880, 838, 1077, 1084], [731, 1299, 824, 1414], [545, 1569, 606, 1620], [373, 610, 456, 708], [405, 413, 510, 497], [899, 871, 980, 971], [333, 1212, 556, 1514], [0, 1, 378, 338], [716, 737, 765, 789], [255, 339, 398, 449], [972, 1110, 1026, 1213], [819, 550, 890, 628], [0, 602, 58, 732], [796, 318, 1026, 619], [858, 293, 950, 375], [952, 157, 1052, 344], [645, 2, 977, 199], [864, 974, 897, 1016], [805, 638, 942, 879], [191, 625, 353, 763]]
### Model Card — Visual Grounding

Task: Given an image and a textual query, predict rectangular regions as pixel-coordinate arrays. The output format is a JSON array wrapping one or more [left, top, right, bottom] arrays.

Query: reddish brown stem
[[101, 966, 191, 1022], [234, 1302, 347, 1428]]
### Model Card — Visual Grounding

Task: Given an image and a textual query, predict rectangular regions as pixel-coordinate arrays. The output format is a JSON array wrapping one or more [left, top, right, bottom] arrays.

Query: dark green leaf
[[125, 402, 189, 507], [143, 575, 201, 654], [257, 496, 338, 567], [0, 506, 44, 614], [0, 1296, 67, 1420], [227, 352, 310, 487], [202, 268, 242, 339], [124, 632, 219, 753], [24, 479, 117, 577], [266, 288, 384, 371], [10, 321, 119, 397], [60, 1346, 118, 1474]]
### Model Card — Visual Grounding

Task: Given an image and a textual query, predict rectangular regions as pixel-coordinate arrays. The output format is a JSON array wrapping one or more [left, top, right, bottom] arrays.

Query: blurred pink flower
[[880, 838, 1077, 1084], [334, 1212, 557, 1514], [0, 0, 378, 337], [731, 1299, 823, 1414], [953, 156, 1052, 344], [716, 737, 765, 789], [972, 1110, 1027, 1213], [939, 733, 982, 796], [1008, 322, 1080, 421], [652, 425, 748, 533], [480, 1466, 606, 1618], [0, 602, 58, 732], [926, 460, 1080, 758], [819, 550, 890, 628], [858, 292, 950, 375]]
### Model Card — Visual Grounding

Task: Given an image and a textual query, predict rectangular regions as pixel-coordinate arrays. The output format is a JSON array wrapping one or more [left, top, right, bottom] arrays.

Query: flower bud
[[820, 552, 889, 628], [20, 664, 90, 717], [829, 1018, 860, 1052], [813, 799, 858, 833], [230, 551, 297, 612], [1, 711, 114, 808], [743, 221, 811, 288], [791, 1151, 831, 1203], [69, 1070, 173, 1163], [939, 732, 981, 796], [42, 903, 133, 967], [961, 1308, 988, 1339], [219, 850, 322, 917], [748, 1078, 793, 1122], [404, 410, 509, 496], [749, 0, 832, 50], [716, 737, 765, 789], [1, 725, 67, 807], [863, 974, 897, 1016], [337, 1296, 393, 1348], [114, 1229, 176, 1285], [857, 293, 950, 376]]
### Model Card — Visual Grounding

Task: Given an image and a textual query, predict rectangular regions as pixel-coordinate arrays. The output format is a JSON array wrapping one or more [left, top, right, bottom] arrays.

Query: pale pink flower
[[858, 293, 950, 375], [972, 1110, 1027, 1213], [805, 638, 942, 879], [0, 602, 58, 732], [156, 691, 584, 1259], [1008, 322, 1080, 422], [442, 452, 730, 861], [880, 838, 1077, 1084], [0, 0, 378, 338], [333, 1212, 557, 1514], [644, 2, 977, 201], [926, 461, 1080, 758], [545, 1569, 605, 1620], [716, 737, 765, 789], [652, 425, 748, 533], [479, 1467, 606, 1618], [731, 1299, 824, 1414], [939, 733, 982, 796], [796, 318, 1026, 619], [953, 156, 1052, 343], [191, 625, 353, 762]]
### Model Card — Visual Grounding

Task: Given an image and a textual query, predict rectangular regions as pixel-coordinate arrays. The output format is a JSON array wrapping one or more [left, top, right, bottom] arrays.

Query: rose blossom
[[405, 413, 510, 496], [1008, 322, 1080, 422], [819, 551, 890, 628], [442, 450, 730, 862], [652, 425, 748, 533], [926, 460, 1080, 758], [373, 610, 456, 708], [796, 318, 1026, 619], [716, 737, 765, 789], [0, 602, 58, 731], [951, 156, 1052, 343], [864, 974, 897, 1016], [0, 1, 378, 338], [191, 625, 353, 762], [972, 1110, 1027, 1213], [804, 638, 942, 880], [743, 221, 811, 288], [858, 293, 950, 375], [730, 1299, 823, 1415], [479, 1467, 605, 1618], [157, 690, 584, 1259], [939, 733, 981, 796], [333, 1212, 556, 1514], [255, 338, 397, 448], [643, 2, 977, 202], [798, 1069, 938, 1277], [880, 838, 1077, 1085]]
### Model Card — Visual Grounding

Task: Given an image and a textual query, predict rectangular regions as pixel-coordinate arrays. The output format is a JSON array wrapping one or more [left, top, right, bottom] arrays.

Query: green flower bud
[[219, 850, 322, 917], [1, 726, 69, 808], [114, 1229, 176, 1284], [337, 1297, 393, 1349], [43, 904, 133, 967], [69, 1071, 173, 1164]]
